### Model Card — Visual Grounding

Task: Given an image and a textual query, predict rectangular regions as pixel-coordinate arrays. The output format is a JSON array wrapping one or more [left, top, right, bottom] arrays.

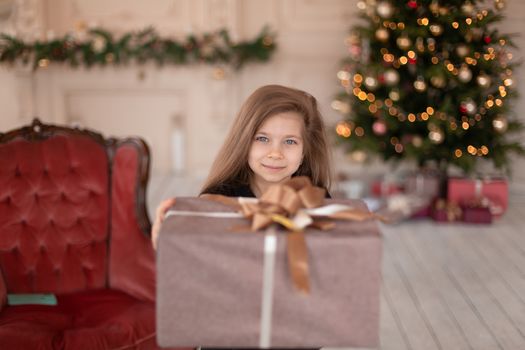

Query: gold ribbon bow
[[202, 176, 381, 294]]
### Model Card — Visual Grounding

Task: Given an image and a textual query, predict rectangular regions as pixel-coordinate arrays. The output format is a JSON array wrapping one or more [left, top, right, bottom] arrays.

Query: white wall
[[1, 0, 524, 194]]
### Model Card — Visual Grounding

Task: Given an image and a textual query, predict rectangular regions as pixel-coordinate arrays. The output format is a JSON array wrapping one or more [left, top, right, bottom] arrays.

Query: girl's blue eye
[[255, 136, 269, 142], [285, 139, 298, 145]]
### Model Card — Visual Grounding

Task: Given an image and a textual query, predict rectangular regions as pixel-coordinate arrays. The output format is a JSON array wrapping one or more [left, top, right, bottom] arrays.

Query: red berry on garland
[[409, 57, 417, 64], [483, 36, 492, 44], [407, 0, 418, 9]]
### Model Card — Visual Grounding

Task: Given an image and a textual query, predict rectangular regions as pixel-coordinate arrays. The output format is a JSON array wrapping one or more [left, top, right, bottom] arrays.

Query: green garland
[[0, 26, 277, 70]]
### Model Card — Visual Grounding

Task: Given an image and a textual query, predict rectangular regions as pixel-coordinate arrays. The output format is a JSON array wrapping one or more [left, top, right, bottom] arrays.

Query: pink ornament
[[373, 120, 387, 135]]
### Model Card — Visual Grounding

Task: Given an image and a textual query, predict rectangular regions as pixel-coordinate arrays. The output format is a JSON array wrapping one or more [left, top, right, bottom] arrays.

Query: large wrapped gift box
[[447, 177, 508, 217], [156, 197, 382, 348]]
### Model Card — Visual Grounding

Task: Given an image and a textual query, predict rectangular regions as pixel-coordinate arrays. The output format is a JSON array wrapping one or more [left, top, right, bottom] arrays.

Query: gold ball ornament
[[350, 150, 367, 163], [384, 69, 400, 85], [364, 76, 379, 90], [476, 73, 491, 88], [389, 89, 400, 101], [377, 2, 394, 18], [456, 44, 469, 57], [429, 129, 444, 144], [92, 36, 106, 53], [430, 75, 446, 88], [492, 115, 508, 133], [458, 65, 472, 83], [461, 1, 475, 15], [414, 77, 427, 92], [375, 28, 389, 42], [356, 1, 367, 12], [412, 135, 423, 147], [429, 24, 443, 36], [397, 36, 412, 50], [429, 1, 439, 13], [494, 0, 506, 11]]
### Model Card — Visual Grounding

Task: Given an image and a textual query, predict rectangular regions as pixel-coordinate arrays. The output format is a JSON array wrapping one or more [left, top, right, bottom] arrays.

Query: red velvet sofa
[[0, 119, 160, 349]]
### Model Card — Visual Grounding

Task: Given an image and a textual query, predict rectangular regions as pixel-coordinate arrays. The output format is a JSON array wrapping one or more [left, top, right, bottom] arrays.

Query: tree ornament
[[484, 36, 492, 44], [412, 135, 423, 147], [397, 36, 411, 50], [364, 76, 379, 90], [377, 2, 394, 18], [492, 115, 508, 133], [461, 1, 475, 15], [477, 73, 491, 88], [407, 0, 418, 9], [429, 24, 443, 36], [92, 36, 106, 53], [494, 0, 506, 11], [384, 69, 400, 85], [460, 99, 477, 115], [350, 150, 367, 163], [416, 37, 425, 52], [389, 89, 400, 101], [373, 120, 388, 135], [456, 44, 469, 57], [414, 77, 427, 92], [375, 28, 389, 41], [429, 1, 439, 14], [458, 65, 472, 83], [470, 28, 483, 40], [429, 129, 444, 144], [430, 75, 446, 88]]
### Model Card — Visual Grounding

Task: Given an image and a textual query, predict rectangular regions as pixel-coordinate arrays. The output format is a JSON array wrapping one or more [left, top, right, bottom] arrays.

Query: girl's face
[[248, 111, 304, 195]]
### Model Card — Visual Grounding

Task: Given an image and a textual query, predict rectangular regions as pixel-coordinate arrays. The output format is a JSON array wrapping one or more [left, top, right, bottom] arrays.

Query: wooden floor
[[148, 175, 525, 350]]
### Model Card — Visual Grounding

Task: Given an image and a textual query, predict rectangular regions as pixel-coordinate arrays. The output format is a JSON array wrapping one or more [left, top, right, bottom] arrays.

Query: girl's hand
[[151, 197, 177, 250]]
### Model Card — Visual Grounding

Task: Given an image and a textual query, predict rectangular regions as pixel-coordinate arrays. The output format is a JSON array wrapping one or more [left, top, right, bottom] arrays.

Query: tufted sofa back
[[0, 119, 154, 299]]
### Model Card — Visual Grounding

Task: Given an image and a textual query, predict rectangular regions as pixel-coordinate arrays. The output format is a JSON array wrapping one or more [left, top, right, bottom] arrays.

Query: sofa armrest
[[108, 139, 156, 302], [0, 268, 7, 312]]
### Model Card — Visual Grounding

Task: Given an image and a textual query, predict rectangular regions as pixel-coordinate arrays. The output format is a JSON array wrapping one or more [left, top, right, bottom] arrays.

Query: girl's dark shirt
[[205, 183, 331, 198]]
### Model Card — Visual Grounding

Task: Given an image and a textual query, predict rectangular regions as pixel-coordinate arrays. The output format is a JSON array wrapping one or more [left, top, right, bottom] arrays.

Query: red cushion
[[0, 289, 157, 350], [0, 134, 109, 294]]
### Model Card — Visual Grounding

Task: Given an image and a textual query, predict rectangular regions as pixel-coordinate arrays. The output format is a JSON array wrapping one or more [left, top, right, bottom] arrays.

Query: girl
[[152, 84, 333, 248]]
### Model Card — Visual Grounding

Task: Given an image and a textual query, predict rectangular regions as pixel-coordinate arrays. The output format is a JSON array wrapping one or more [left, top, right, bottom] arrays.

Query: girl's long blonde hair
[[200, 84, 332, 195]]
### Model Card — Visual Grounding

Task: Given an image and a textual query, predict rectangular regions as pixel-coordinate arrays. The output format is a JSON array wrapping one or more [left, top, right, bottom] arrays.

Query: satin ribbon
[[201, 176, 383, 294]]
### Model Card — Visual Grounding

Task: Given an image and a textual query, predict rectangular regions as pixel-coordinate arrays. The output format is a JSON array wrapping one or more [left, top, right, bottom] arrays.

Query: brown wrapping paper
[[156, 197, 382, 348]]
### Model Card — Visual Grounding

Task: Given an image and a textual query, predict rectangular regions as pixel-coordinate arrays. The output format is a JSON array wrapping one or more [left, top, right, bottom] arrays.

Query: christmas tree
[[334, 0, 524, 175]]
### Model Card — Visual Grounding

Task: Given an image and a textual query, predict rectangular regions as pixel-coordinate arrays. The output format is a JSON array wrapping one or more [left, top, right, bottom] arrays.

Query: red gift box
[[462, 206, 492, 224], [447, 177, 507, 217], [405, 171, 442, 198], [370, 180, 403, 197], [431, 199, 462, 223]]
